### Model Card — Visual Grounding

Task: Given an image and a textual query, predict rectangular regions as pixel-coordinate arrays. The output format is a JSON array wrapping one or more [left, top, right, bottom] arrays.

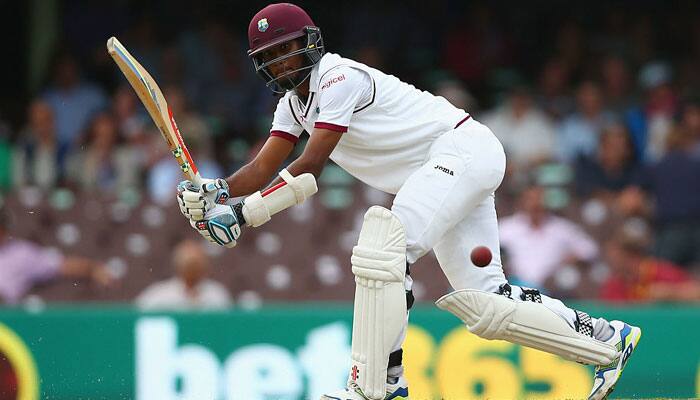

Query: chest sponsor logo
[[434, 165, 454, 176], [321, 74, 345, 90]]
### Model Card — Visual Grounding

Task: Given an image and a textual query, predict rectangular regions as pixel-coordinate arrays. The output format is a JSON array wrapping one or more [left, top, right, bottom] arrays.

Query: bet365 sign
[[136, 318, 352, 399], [135, 317, 597, 399], [1, 308, 698, 399]]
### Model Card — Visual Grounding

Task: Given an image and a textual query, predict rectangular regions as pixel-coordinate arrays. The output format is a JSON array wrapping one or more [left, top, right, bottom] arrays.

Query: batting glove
[[177, 178, 230, 221], [190, 203, 242, 248]]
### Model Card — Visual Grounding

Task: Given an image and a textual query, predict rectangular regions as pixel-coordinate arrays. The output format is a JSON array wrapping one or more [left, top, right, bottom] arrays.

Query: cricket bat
[[106, 36, 202, 187]]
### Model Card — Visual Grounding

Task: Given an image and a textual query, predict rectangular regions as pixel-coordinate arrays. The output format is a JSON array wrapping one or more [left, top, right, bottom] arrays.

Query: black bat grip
[[233, 202, 247, 226]]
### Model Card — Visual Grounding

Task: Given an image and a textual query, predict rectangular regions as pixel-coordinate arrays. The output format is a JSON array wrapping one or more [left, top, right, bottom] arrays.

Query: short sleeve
[[314, 67, 373, 133], [270, 95, 304, 144]]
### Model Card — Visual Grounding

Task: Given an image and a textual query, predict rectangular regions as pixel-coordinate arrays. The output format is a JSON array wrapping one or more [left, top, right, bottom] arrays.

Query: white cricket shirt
[[270, 53, 469, 194]]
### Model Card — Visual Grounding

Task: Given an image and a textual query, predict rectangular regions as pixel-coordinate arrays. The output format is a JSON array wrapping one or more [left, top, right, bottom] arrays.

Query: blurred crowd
[[1, 1, 700, 307]]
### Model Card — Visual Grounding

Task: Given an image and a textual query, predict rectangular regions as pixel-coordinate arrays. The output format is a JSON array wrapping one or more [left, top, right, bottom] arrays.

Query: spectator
[[136, 239, 232, 310], [574, 122, 638, 200], [554, 21, 585, 77], [628, 61, 678, 162], [112, 85, 149, 147], [557, 81, 616, 162], [601, 227, 700, 302], [484, 86, 556, 170], [434, 79, 478, 114], [0, 205, 115, 304], [536, 57, 575, 121], [641, 62, 678, 159], [147, 86, 222, 204], [441, 5, 513, 86], [620, 124, 700, 268], [111, 85, 151, 180], [178, 19, 252, 129], [682, 95, 700, 153], [66, 112, 139, 192], [41, 52, 108, 163], [600, 54, 636, 117], [12, 100, 60, 189], [499, 184, 599, 287]]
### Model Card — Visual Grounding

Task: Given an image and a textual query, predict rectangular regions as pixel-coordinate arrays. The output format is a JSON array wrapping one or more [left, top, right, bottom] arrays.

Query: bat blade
[[107, 36, 201, 186]]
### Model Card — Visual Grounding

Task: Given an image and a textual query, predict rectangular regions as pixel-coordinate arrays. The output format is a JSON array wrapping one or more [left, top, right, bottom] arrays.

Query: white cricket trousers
[[392, 117, 508, 292], [388, 117, 585, 357]]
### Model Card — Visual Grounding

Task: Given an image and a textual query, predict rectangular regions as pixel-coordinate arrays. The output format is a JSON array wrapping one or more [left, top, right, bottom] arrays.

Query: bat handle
[[191, 172, 203, 188], [233, 202, 247, 225]]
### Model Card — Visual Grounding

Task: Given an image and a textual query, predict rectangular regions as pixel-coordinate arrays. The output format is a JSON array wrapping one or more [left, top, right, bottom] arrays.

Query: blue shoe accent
[[619, 324, 635, 368], [619, 324, 631, 343], [386, 386, 409, 400]]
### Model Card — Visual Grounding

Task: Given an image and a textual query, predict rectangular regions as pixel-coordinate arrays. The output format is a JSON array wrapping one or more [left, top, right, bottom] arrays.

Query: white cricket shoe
[[587, 320, 642, 400], [320, 375, 409, 400]]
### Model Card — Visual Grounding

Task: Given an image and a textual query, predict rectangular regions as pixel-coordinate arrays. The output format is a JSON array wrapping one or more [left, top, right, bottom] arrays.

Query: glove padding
[[190, 203, 242, 248], [177, 178, 230, 221]]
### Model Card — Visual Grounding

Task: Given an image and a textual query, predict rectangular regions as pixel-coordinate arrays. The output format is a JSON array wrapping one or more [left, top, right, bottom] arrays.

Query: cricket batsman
[[176, 3, 641, 399]]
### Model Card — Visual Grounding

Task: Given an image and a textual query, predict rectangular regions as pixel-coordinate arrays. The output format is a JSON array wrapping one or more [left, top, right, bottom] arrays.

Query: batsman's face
[[259, 39, 305, 79]]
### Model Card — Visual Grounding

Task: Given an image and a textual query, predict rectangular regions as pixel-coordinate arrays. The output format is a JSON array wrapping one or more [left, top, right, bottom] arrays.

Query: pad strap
[[520, 287, 542, 303], [388, 349, 403, 369], [498, 283, 542, 303], [574, 310, 594, 337], [279, 168, 307, 204]]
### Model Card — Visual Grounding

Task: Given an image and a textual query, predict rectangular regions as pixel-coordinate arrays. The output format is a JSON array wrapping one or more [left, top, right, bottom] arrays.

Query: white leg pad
[[436, 289, 619, 365], [350, 206, 407, 400]]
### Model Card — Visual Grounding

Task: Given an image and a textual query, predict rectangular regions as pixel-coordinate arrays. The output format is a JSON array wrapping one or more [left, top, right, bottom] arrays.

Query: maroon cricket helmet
[[247, 3, 325, 93]]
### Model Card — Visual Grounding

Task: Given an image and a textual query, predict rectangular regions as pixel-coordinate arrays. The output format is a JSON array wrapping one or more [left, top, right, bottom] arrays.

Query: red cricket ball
[[470, 246, 492, 267]]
